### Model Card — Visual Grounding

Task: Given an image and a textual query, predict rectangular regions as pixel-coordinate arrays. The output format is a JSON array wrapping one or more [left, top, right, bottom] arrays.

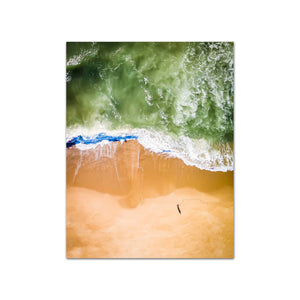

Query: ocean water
[[66, 42, 234, 171]]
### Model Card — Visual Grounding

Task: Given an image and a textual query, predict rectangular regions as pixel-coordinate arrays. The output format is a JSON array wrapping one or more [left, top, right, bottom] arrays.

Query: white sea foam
[[67, 48, 98, 67], [66, 124, 233, 172]]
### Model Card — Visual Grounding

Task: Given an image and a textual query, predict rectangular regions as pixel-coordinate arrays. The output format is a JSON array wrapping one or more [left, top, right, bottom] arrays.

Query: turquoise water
[[66, 42, 234, 171]]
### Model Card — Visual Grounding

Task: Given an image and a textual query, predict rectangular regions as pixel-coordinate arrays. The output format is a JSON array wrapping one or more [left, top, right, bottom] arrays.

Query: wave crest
[[66, 126, 233, 172]]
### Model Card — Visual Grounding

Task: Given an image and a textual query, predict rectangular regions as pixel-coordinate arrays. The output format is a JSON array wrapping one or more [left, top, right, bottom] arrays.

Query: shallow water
[[66, 42, 234, 171]]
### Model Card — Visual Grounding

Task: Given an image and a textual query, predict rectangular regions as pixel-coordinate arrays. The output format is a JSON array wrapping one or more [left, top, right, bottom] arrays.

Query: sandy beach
[[66, 140, 234, 258]]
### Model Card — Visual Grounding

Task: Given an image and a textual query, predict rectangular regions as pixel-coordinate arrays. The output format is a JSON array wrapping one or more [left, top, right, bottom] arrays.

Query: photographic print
[[66, 42, 234, 258]]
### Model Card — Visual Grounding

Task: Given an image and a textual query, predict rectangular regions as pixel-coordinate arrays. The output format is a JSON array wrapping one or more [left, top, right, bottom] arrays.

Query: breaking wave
[[66, 126, 233, 172]]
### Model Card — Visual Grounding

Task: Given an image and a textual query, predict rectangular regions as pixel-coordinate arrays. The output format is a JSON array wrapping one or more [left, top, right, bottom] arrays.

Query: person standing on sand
[[177, 204, 181, 214]]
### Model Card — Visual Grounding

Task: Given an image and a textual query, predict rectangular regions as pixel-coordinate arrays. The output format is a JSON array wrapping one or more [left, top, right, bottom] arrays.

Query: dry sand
[[66, 140, 234, 258]]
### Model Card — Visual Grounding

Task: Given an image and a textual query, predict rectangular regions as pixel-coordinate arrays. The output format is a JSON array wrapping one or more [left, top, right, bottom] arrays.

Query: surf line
[[66, 133, 138, 148]]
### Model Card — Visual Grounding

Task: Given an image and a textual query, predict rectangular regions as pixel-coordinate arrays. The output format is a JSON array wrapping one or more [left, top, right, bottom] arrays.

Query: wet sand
[[66, 140, 234, 258]]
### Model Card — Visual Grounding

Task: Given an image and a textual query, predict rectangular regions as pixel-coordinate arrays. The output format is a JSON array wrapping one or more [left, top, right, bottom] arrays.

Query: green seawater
[[66, 42, 234, 144]]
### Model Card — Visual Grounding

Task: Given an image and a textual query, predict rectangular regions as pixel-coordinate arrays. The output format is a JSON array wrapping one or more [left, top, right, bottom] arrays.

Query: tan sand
[[66, 140, 234, 258]]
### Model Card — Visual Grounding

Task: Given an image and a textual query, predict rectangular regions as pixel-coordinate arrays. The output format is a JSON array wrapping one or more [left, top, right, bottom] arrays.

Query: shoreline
[[66, 128, 233, 172], [67, 140, 233, 205]]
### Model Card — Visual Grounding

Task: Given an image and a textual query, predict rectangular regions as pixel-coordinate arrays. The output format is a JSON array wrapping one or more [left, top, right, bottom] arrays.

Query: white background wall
[[1, 1, 299, 299]]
